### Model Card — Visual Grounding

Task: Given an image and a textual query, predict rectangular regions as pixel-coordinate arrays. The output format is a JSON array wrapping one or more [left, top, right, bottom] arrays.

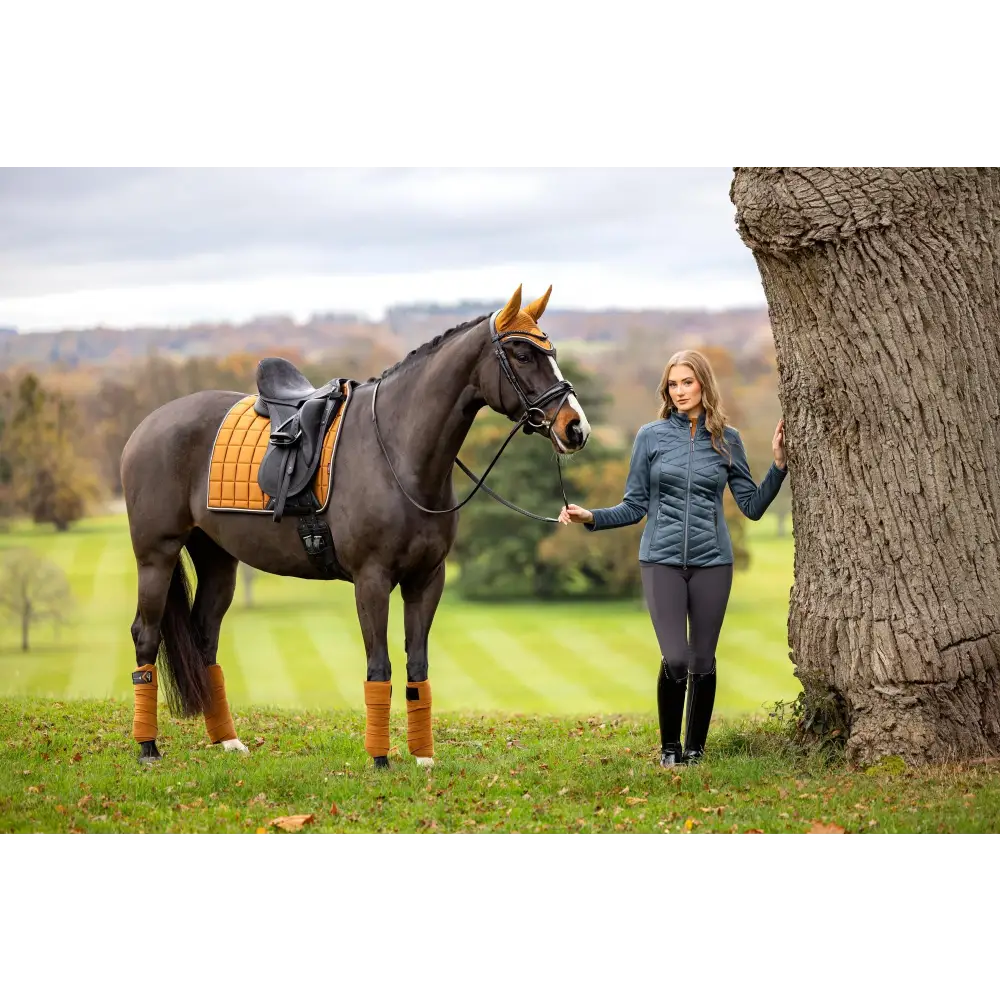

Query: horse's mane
[[367, 314, 489, 383]]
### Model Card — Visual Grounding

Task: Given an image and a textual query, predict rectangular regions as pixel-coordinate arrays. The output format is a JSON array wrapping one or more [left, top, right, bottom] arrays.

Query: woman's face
[[666, 364, 703, 414]]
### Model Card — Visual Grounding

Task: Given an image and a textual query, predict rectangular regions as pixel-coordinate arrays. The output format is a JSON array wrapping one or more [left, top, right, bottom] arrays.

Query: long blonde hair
[[657, 349, 731, 459]]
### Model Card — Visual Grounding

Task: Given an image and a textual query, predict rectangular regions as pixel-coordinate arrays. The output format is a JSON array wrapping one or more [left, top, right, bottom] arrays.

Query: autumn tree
[[731, 167, 1000, 764], [0, 547, 72, 651], [3, 375, 102, 530]]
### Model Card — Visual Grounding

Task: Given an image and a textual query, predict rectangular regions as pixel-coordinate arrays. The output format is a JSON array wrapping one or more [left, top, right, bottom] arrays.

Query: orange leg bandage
[[405, 680, 433, 759], [204, 663, 238, 743], [132, 665, 158, 741], [364, 680, 392, 757]]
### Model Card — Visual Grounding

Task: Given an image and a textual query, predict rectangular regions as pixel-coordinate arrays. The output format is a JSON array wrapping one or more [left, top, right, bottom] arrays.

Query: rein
[[370, 311, 574, 522]]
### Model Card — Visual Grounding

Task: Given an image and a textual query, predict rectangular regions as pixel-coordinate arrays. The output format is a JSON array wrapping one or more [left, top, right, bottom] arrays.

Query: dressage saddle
[[254, 358, 347, 522]]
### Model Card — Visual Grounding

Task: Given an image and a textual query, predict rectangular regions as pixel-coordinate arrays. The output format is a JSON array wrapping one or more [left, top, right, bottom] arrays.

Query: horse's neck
[[377, 323, 488, 496]]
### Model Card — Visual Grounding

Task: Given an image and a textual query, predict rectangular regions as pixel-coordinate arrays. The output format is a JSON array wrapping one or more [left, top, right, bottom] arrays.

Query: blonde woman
[[559, 350, 787, 767]]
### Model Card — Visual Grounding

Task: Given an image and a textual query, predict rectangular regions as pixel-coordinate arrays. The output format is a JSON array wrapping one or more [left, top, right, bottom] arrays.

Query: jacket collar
[[667, 408, 706, 430]]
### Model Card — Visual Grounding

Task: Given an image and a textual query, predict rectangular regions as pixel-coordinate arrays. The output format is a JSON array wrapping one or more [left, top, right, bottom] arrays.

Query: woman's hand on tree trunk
[[559, 504, 594, 525], [773, 418, 786, 470]]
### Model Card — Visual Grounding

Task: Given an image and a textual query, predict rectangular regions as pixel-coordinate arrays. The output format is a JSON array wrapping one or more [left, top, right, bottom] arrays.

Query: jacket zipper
[[682, 428, 694, 569]]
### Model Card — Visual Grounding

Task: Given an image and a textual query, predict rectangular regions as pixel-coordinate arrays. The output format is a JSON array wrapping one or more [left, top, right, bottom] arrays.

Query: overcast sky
[[0, 168, 766, 332]]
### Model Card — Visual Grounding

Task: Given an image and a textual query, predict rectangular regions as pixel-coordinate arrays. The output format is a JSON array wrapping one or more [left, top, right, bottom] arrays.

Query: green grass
[[4, 698, 999, 833], [0, 514, 800, 716]]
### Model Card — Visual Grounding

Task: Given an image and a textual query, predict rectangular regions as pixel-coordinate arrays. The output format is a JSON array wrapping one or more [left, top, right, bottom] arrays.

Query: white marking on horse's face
[[548, 357, 591, 445]]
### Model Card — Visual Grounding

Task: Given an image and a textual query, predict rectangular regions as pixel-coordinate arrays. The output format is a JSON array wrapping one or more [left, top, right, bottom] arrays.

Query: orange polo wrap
[[364, 681, 392, 757], [131, 665, 158, 741], [204, 663, 238, 743], [405, 681, 433, 758]]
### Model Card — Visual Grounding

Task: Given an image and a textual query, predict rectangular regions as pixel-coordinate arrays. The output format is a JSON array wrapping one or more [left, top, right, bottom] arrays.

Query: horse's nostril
[[567, 419, 584, 447]]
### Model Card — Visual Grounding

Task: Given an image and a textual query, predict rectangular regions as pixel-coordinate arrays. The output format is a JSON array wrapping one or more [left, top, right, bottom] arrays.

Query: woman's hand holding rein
[[559, 504, 594, 525]]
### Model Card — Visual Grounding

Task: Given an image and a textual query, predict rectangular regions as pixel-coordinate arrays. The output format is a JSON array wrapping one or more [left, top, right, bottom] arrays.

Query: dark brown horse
[[121, 285, 591, 767]]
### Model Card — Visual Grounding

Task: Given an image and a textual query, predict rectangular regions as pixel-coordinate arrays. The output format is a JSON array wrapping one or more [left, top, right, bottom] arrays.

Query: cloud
[[0, 168, 764, 329]]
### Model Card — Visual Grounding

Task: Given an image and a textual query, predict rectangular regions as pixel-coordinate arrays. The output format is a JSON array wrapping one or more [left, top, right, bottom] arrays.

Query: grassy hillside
[[0, 514, 799, 717]]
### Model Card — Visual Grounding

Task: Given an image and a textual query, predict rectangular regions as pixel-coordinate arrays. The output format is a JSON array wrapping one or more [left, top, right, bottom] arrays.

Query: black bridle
[[371, 310, 575, 520]]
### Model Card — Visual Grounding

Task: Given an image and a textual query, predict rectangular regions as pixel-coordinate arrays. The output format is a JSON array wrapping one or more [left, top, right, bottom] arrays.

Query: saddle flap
[[257, 384, 344, 508]]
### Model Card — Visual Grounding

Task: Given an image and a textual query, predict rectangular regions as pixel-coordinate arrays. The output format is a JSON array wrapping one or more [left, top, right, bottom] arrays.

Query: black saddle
[[254, 358, 347, 522]]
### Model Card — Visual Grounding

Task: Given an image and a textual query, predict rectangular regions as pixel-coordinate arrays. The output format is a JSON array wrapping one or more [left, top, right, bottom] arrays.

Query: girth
[[253, 358, 348, 522]]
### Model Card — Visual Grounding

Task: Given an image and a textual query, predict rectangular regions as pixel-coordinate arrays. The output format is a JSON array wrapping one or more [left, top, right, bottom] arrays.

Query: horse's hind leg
[[130, 536, 187, 763], [401, 564, 445, 768], [354, 565, 393, 769], [186, 529, 247, 754]]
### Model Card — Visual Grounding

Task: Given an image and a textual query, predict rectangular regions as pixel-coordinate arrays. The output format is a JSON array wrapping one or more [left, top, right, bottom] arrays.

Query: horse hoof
[[138, 740, 162, 764], [373, 756, 390, 770], [218, 738, 250, 754], [415, 757, 434, 768]]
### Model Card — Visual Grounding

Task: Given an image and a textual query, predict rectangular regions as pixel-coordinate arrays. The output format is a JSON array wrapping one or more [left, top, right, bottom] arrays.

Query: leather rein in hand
[[371, 311, 573, 521]]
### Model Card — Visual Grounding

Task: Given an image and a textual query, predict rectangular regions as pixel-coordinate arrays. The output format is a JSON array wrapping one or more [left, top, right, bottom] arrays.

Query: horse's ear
[[495, 284, 523, 332], [524, 285, 552, 322]]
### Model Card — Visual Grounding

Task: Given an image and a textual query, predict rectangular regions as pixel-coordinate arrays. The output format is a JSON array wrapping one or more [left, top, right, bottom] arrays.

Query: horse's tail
[[157, 551, 212, 717]]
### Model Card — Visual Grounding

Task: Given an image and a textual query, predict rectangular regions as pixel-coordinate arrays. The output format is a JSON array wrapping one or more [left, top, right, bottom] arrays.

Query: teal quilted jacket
[[586, 410, 787, 567]]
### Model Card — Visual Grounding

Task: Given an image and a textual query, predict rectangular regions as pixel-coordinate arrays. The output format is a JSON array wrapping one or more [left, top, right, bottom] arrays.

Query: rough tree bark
[[731, 167, 1000, 765]]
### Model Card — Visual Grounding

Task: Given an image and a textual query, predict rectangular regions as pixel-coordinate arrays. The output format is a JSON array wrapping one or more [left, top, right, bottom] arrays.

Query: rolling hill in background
[[0, 303, 773, 371]]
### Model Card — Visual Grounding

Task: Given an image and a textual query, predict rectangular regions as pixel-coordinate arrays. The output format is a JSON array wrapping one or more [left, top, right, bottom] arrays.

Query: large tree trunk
[[731, 167, 1000, 765]]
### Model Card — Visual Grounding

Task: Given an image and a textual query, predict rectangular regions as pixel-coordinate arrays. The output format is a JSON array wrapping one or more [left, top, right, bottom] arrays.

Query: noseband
[[370, 311, 575, 520]]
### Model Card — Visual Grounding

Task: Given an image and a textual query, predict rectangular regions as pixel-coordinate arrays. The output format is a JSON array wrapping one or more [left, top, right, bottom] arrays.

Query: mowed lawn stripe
[[540, 624, 655, 707], [272, 619, 350, 708], [464, 621, 594, 710], [421, 641, 496, 712], [67, 531, 125, 700], [231, 616, 299, 708], [445, 626, 555, 712]]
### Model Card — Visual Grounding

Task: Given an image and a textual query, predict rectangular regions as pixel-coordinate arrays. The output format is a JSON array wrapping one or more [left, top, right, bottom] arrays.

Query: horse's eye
[[515, 353, 530, 364]]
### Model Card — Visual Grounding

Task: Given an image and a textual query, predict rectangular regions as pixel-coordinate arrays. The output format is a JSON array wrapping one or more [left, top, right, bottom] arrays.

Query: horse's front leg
[[354, 566, 393, 769], [401, 563, 445, 768]]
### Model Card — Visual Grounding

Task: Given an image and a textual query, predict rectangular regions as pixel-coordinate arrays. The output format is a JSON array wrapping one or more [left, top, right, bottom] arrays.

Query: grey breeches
[[639, 563, 734, 679]]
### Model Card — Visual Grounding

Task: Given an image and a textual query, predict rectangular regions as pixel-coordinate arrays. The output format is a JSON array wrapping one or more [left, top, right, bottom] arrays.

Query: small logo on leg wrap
[[132, 670, 154, 684]]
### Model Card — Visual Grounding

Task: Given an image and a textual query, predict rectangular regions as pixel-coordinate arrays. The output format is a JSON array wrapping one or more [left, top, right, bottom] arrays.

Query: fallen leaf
[[26, 786, 40, 794], [254, 736, 266, 746], [329, 803, 340, 816], [808, 822, 846, 834], [625, 796, 647, 806], [744, 828, 765, 834], [77, 795, 91, 808], [269, 814, 315, 832], [620, 786, 630, 795], [558, 788, 569, 796], [71, 753, 82, 763], [778, 787, 789, 799], [256, 827, 267, 834]]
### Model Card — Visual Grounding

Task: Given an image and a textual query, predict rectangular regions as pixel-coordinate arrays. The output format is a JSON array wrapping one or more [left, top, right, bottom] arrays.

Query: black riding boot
[[657, 659, 687, 767], [682, 668, 717, 765]]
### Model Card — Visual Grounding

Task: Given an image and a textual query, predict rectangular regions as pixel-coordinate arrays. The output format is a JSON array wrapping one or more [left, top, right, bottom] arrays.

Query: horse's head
[[480, 285, 591, 454]]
